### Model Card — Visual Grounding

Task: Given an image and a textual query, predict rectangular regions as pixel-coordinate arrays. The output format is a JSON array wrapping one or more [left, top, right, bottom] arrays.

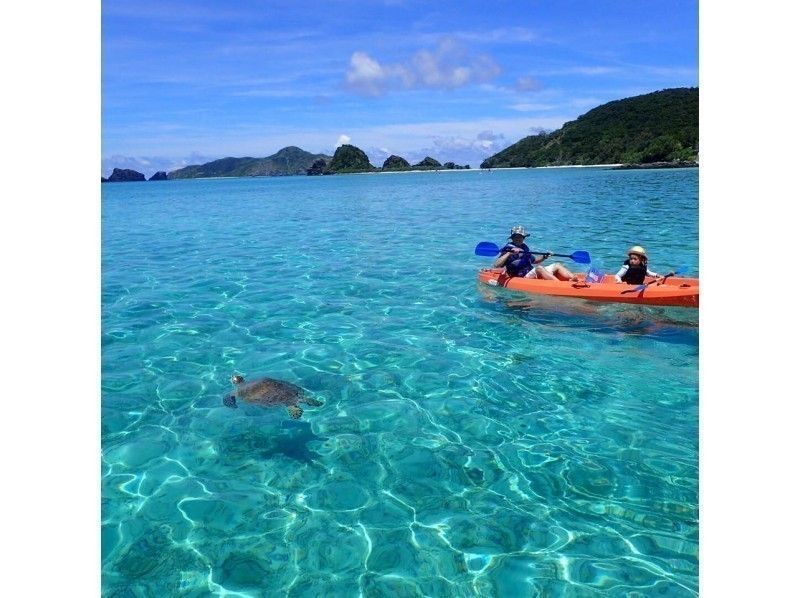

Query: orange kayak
[[478, 268, 699, 308]]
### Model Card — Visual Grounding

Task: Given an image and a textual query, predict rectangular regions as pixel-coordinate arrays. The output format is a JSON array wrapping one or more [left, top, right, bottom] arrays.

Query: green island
[[168, 146, 333, 179], [102, 87, 698, 182], [481, 87, 698, 168]]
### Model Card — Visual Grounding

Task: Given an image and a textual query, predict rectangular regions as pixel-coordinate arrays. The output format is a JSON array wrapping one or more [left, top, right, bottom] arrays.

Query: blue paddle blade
[[474, 241, 501, 256], [570, 250, 591, 264]]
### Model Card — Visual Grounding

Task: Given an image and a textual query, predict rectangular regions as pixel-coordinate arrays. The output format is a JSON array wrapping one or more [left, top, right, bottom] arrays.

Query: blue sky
[[102, 0, 698, 176]]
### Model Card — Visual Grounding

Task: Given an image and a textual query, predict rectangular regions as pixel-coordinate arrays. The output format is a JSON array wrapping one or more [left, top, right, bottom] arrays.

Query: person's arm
[[494, 246, 519, 267], [532, 251, 551, 265], [646, 268, 659, 278], [493, 251, 512, 268], [614, 265, 627, 283]]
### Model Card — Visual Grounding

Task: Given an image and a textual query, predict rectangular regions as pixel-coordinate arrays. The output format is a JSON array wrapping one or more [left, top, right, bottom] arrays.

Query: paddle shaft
[[505, 250, 576, 259], [621, 271, 680, 294], [509, 250, 553, 256], [473, 242, 591, 264]]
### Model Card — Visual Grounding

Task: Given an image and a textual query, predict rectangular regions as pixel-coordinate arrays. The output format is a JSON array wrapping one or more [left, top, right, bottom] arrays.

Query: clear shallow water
[[102, 168, 698, 596]]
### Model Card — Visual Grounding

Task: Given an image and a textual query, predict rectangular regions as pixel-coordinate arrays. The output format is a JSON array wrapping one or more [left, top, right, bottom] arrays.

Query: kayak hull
[[478, 269, 699, 308]]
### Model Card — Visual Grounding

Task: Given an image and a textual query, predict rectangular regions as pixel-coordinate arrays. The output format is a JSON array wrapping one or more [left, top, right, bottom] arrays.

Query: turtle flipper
[[287, 405, 303, 419], [301, 396, 323, 407]]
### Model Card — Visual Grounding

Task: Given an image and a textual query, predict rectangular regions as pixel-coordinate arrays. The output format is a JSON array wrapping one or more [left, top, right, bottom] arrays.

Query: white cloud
[[515, 76, 543, 92], [344, 52, 386, 96], [336, 134, 351, 147], [568, 66, 620, 75], [534, 66, 623, 77], [457, 27, 537, 44], [364, 128, 517, 167], [477, 130, 502, 141], [510, 103, 555, 112], [345, 39, 501, 96], [348, 116, 572, 166], [379, 133, 505, 168]]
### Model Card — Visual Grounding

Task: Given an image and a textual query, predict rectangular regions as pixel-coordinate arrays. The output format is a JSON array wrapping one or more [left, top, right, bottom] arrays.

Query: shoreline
[[104, 162, 700, 182], [307, 163, 629, 176]]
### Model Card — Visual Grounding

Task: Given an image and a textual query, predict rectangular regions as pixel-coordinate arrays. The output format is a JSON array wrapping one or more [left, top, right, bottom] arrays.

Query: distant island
[[167, 146, 332, 179], [102, 168, 168, 182], [101, 87, 698, 182], [101, 145, 471, 182]]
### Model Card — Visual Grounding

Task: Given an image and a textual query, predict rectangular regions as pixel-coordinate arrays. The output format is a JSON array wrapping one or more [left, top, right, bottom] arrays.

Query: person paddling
[[614, 245, 665, 284], [493, 226, 579, 281]]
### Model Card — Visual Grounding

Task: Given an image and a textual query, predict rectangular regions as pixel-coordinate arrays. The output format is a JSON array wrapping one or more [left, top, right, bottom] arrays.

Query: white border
[[4, 1, 100, 594]]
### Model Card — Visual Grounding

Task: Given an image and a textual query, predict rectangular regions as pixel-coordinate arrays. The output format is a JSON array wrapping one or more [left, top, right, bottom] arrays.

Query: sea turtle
[[223, 374, 323, 419]]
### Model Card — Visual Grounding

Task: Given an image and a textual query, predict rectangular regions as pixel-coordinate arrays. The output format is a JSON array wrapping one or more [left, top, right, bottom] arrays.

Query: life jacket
[[501, 242, 533, 277], [621, 259, 648, 284]]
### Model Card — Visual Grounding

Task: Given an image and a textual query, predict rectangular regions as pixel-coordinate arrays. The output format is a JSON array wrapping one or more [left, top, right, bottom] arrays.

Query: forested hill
[[168, 146, 332, 178], [481, 87, 699, 168]]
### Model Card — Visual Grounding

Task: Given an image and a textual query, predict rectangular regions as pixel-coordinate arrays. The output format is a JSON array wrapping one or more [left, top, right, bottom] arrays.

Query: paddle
[[621, 266, 689, 294], [474, 242, 592, 264]]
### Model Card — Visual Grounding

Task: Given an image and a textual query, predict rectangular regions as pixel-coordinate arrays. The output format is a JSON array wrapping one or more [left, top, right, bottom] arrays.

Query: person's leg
[[550, 263, 579, 281], [532, 264, 558, 280]]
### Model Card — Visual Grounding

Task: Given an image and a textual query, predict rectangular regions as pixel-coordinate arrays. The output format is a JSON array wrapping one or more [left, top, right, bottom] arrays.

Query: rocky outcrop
[[413, 157, 441, 169], [101, 177, 108, 183], [382, 155, 411, 170], [149, 171, 168, 181], [378, 155, 469, 172], [306, 158, 327, 175], [107, 168, 146, 182], [443, 162, 470, 170], [323, 144, 376, 174]]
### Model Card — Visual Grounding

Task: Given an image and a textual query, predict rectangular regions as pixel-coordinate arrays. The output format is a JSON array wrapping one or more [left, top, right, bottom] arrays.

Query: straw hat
[[628, 245, 647, 258]]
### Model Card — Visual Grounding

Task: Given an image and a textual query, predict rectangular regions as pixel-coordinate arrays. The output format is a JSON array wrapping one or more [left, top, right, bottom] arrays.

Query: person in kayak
[[493, 226, 580, 281], [614, 245, 665, 284]]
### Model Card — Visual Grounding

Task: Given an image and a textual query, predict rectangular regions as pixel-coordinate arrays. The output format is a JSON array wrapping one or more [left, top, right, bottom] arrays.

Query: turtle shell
[[234, 377, 305, 407]]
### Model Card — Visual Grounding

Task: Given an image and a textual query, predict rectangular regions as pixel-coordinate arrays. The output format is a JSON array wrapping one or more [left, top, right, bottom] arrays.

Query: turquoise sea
[[102, 167, 699, 596]]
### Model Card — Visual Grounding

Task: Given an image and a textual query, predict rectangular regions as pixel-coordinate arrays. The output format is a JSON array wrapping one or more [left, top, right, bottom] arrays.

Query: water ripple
[[102, 169, 698, 596]]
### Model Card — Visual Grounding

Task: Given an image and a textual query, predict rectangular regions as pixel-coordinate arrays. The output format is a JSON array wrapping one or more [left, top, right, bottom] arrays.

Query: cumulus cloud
[[528, 126, 551, 135], [336, 134, 351, 147], [345, 39, 501, 96], [477, 130, 503, 142], [406, 130, 513, 167]]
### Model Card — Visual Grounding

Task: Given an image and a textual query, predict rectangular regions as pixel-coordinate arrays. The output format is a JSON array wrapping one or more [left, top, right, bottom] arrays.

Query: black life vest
[[621, 259, 648, 284], [501, 242, 533, 277]]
